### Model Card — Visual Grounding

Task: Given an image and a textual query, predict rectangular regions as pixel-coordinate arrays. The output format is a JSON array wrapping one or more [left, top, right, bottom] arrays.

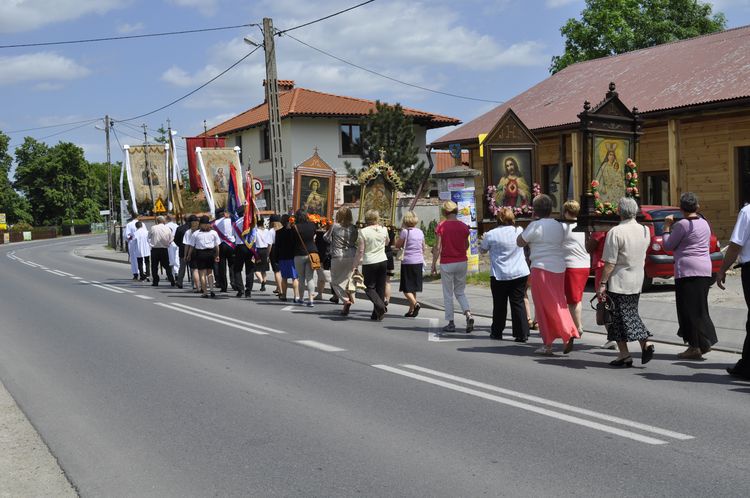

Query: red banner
[[185, 136, 225, 192]]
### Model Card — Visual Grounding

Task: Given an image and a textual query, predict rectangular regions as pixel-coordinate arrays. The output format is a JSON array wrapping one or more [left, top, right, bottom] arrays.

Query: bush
[[10, 222, 33, 232], [420, 219, 438, 247]]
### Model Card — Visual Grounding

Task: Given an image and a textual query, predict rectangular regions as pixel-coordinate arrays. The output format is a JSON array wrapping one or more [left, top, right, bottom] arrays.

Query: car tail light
[[652, 242, 662, 252]]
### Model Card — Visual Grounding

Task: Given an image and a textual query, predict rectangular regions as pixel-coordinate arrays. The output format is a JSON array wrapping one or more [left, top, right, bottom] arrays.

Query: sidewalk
[[80, 244, 748, 354]]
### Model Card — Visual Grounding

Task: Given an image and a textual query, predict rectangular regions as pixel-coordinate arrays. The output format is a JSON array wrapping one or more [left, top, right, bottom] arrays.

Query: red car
[[593, 205, 724, 291]]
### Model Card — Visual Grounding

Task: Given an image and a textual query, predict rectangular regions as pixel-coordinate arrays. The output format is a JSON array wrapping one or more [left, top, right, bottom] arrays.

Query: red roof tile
[[434, 25, 750, 145], [432, 150, 469, 172], [205, 87, 461, 136]]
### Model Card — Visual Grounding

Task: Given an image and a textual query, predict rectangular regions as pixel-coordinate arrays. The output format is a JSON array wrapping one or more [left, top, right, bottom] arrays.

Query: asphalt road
[[1, 236, 749, 497]]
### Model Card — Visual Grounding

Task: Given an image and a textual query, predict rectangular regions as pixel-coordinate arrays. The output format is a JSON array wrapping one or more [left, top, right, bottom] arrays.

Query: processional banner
[[123, 144, 168, 215], [185, 136, 225, 192], [195, 146, 245, 215]]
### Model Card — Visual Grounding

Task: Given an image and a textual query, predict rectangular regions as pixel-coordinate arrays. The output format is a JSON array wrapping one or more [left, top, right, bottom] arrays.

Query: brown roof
[[432, 150, 469, 172], [434, 25, 750, 146], [205, 87, 461, 136]]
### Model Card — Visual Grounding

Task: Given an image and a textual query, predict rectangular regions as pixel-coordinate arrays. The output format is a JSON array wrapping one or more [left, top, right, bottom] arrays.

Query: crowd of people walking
[[122, 191, 750, 378]]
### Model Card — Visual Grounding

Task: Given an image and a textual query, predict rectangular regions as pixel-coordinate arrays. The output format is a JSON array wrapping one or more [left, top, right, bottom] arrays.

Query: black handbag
[[590, 295, 615, 326]]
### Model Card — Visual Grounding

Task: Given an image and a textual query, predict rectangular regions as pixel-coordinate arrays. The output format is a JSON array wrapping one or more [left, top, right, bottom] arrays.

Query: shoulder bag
[[395, 229, 409, 261], [294, 224, 321, 270]]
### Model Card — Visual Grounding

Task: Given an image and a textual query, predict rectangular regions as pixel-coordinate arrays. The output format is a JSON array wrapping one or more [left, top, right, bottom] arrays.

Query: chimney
[[262, 79, 295, 92]]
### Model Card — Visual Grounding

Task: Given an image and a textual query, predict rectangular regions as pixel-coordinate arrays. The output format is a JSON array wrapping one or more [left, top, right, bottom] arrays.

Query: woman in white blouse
[[480, 207, 530, 342], [517, 195, 580, 355]]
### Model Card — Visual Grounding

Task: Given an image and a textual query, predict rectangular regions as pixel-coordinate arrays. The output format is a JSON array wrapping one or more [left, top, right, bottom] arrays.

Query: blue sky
[[2, 0, 750, 168]]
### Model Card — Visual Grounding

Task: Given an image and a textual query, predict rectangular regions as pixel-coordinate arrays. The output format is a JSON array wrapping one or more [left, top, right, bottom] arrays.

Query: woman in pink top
[[662, 192, 717, 360], [432, 201, 474, 334]]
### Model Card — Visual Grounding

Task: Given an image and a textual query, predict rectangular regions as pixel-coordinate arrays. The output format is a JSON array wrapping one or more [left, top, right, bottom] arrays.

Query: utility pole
[[262, 17, 289, 214], [105, 115, 113, 245]]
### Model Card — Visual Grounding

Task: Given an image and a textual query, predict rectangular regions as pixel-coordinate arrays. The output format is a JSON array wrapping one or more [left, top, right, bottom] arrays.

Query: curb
[[81, 252, 742, 355]]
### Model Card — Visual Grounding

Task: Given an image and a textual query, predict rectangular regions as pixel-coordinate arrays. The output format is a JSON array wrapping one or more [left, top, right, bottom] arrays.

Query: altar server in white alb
[[165, 214, 180, 277], [124, 214, 140, 280], [133, 221, 151, 281]]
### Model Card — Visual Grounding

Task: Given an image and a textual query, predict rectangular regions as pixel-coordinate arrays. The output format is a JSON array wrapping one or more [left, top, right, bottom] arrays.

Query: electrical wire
[[37, 119, 102, 141], [283, 33, 504, 104], [115, 45, 262, 123], [6, 118, 101, 134], [275, 0, 375, 35], [0, 23, 256, 49], [112, 124, 186, 150]]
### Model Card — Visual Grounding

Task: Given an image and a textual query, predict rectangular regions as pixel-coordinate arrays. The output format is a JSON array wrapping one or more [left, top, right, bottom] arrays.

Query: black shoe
[[176, 283, 183, 289], [490, 334, 502, 341], [210, 291, 216, 298], [329, 295, 339, 303], [245, 291, 252, 298], [563, 338, 575, 354], [727, 366, 750, 380], [220, 288, 228, 293], [132, 275, 139, 280], [412, 303, 421, 317], [260, 283, 266, 292], [404, 310, 414, 317], [514, 337, 527, 343], [610, 356, 633, 367], [151, 283, 158, 287], [236, 291, 243, 298], [466, 316, 475, 334], [170, 282, 176, 287], [642, 344, 655, 365]]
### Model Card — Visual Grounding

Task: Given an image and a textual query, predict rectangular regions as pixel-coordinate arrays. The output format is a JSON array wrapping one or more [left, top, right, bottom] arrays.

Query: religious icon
[[213, 166, 228, 193], [141, 162, 160, 186], [593, 137, 629, 204], [361, 177, 394, 224], [300, 176, 329, 215], [491, 149, 532, 209]]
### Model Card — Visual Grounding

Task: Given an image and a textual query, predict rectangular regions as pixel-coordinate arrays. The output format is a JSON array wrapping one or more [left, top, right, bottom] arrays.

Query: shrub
[[10, 222, 33, 232], [421, 219, 438, 247]]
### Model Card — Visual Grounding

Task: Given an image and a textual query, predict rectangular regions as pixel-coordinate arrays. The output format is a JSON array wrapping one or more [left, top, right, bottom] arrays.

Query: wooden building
[[431, 25, 750, 239]]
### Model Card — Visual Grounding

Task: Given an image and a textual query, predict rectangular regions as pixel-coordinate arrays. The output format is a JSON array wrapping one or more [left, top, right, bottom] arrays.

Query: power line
[[5, 118, 101, 134], [283, 33, 504, 104], [38, 119, 102, 141], [114, 45, 262, 123], [0, 23, 256, 50], [276, 0, 375, 35]]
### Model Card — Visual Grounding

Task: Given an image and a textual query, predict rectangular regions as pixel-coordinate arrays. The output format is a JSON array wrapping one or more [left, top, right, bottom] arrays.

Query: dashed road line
[[295, 340, 346, 352], [97, 283, 136, 293], [53, 270, 74, 276], [91, 284, 124, 294], [154, 303, 269, 335], [168, 302, 286, 334], [135, 295, 154, 300]]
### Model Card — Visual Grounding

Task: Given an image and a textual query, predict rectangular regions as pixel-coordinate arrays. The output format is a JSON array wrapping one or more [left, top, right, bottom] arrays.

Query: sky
[[2, 0, 750, 170]]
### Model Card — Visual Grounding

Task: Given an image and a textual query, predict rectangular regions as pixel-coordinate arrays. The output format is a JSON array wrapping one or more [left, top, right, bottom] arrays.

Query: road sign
[[0, 213, 6, 231], [252, 178, 264, 196], [99, 209, 111, 216]]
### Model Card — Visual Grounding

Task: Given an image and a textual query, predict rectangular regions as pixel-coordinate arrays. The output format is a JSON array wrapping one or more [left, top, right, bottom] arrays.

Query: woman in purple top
[[663, 192, 718, 359], [395, 211, 426, 317]]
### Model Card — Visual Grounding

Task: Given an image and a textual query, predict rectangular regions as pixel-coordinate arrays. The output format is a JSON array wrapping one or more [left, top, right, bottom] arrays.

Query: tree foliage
[[13, 138, 103, 226], [550, 0, 726, 73], [0, 131, 33, 224], [345, 101, 425, 194]]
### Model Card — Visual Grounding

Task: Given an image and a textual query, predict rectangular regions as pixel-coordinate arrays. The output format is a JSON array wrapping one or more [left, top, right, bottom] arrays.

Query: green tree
[[14, 139, 104, 225], [345, 101, 425, 194], [153, 124, 169, 144], [0, 131, 32, 224], [550, 0, 726, 73]]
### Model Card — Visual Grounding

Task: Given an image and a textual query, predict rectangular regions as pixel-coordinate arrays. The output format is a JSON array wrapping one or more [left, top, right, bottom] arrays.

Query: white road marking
[[169, 302, 286, 334], [418, 318, 470, 342], [97, 283, 136, 294], [400, 364, 694, 441], [71, 276, 83, 280], [135, 295, 154, 300], [154, 303, 269, 335], [91, 284, 124, 294], [79, 280, 90, 284], [53, 270, 74, 276], [281, 305, 299, 311], [372, 365, 669, 446], [45, 270, 67, 276], [295, 340, 346, 352], [21, 261, 36, 267]]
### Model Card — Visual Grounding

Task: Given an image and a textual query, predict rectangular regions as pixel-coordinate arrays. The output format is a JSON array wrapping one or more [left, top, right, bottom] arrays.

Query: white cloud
[[0, 52, 90, 85], [33, 82, 64, 91], [0, 0, 129, 34], [117, 21, 144, 34], [545, 0, 580, 7], [166, 0, 220, 17]]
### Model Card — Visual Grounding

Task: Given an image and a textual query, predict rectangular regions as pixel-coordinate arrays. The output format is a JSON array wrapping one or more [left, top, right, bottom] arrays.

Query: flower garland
[[592, 158, 639, 215], [289, 214, 332, 229], [357, 160, 405, 191], [486, 182, 542, 218]]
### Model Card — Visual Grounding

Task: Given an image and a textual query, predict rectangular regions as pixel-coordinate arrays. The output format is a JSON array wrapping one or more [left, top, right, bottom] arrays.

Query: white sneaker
[[601, 341, 617, 350], [534, 346, 553, 355]]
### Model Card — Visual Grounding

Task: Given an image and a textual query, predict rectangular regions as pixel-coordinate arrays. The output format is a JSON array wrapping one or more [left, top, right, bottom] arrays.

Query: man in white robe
[[133, 221, 151, 281], [165, 214, 180, 276], [124, 215, 140, 279]]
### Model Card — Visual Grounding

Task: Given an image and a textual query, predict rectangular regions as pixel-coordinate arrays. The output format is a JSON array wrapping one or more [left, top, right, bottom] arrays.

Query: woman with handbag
[[517, 194, 579, 354], [293, 209, 319, 307], [480, 207, 529, 341], [395, 211, 425, 317], [325, 207, 358, 315], [353, 209, 389, 320], [662, 192, 717, 359], [597, 196, 655, 367]]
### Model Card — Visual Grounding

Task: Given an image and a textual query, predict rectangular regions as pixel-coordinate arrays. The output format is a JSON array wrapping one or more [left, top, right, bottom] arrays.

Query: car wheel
[[641, 276, 653, 292]]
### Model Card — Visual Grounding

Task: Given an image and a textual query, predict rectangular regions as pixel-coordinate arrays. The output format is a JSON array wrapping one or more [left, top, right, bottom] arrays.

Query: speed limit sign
[[252, 178, 264, 196]]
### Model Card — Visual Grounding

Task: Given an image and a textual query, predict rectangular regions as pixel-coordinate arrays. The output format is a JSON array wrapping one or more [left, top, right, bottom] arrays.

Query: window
[[260, 127, 270, 161], [565, 164, 574, 201], [542, 164, 562, 213], [340, 124, 362, 156], [642, 171, 670, 206], [235, 135, 243, 165], [739, 146, 750, 208]]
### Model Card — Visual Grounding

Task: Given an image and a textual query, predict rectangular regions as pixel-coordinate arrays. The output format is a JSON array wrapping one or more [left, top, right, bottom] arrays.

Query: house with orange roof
[[432, 25, 750, 239], [204, 80, 460, 206]]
